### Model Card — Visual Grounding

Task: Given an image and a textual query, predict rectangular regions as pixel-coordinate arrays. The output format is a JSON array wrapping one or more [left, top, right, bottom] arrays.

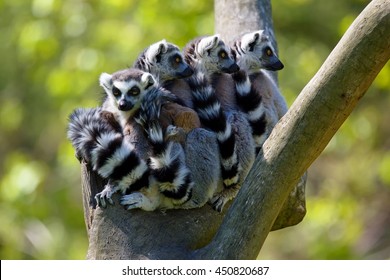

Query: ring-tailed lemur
[[99, 68, 197, 210], [133, 39, 194, 108], [68, 68, 196, 210], [231, 30, 308, 204], [134, 39, 193, 84], [183, 35, 255, 212], [133, 39, 204, 134], [132, 39, 222, 209], [231, 30, 287, 152]]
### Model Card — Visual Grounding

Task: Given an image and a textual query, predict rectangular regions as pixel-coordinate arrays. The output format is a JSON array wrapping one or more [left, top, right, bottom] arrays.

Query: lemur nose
[[118, 100, 132, 111]]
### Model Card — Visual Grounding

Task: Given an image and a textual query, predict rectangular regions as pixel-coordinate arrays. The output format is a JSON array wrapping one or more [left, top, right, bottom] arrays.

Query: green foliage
[[0, 0, 388, 259]]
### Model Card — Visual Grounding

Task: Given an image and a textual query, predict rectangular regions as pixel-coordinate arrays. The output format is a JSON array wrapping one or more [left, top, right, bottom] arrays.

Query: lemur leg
[[120, 187, 161, 212]]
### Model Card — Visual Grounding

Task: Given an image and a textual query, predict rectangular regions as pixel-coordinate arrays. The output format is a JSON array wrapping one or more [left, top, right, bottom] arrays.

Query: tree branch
[[194, 0, 390, 259]]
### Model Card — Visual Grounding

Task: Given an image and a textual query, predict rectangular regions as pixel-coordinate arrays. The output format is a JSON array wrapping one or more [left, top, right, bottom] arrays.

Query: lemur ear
[[141, 72, 156, 90], [196, 34, 220, 56], [99, 73, 113, 91], [241, 30, 263, 52], [146, 39, 168, 62]]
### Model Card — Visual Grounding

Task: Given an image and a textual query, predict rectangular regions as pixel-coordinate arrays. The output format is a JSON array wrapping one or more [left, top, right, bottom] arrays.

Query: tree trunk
[[215, 0, 278, 82], [82, 0, 390, 259], [215, 0, 275, 46]]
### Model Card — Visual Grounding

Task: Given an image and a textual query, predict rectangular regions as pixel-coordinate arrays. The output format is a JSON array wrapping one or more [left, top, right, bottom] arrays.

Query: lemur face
[[100, 68, 156, 113], [232, 30, 284, 72], [192, 35, 239, 74], [136, 40, 193, 82]]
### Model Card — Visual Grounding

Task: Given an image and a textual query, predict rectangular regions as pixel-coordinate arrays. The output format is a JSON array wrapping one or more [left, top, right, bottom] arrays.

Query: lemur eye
[[219, 51, 227, 59], [172, 55, 182, 64], [265, 48, 273, 56], [112, 87, 121, 97], [128, 86, 140, 96]]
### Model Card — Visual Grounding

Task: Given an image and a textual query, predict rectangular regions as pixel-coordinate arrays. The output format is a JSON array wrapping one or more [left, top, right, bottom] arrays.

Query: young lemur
[[230, 30, 287, 152], [183, 35, 256, 212]]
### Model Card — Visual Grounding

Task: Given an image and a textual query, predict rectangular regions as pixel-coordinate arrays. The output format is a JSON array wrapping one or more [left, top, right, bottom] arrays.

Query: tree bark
[[194, 0, 390, 259], [82, 0, 389, 259], [215, 0, 275, 47], [215, 0, 278, 82]]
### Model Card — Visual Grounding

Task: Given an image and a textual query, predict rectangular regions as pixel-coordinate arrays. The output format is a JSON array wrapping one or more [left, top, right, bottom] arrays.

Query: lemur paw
[[95, 185, 117, 208], [120, 193, 143, 210], [165, 125, 186, 144], [210, 195, 228, 213], [120, 193, 158, 211], [166, 125, 179, 135]]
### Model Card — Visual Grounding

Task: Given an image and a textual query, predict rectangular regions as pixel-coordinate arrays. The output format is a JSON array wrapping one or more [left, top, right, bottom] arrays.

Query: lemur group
[[67, 30, 287, 213]]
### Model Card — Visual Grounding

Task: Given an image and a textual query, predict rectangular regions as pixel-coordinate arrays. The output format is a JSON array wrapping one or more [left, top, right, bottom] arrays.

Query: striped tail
[[67, 107, 113, 162], [232, 70, 267, 153], [146, 121, 193, 205], [187, 71, 240, 189], [67, 107, 149, 194]]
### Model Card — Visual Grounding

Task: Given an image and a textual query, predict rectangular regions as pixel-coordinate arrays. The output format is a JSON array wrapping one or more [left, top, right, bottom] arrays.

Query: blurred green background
[[0, 0, 389, 259]]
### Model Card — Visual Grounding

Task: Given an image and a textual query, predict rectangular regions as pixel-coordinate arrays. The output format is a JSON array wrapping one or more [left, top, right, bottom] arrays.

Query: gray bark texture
[[82, 0, 390, 259], [215, 0, 275, 47]]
